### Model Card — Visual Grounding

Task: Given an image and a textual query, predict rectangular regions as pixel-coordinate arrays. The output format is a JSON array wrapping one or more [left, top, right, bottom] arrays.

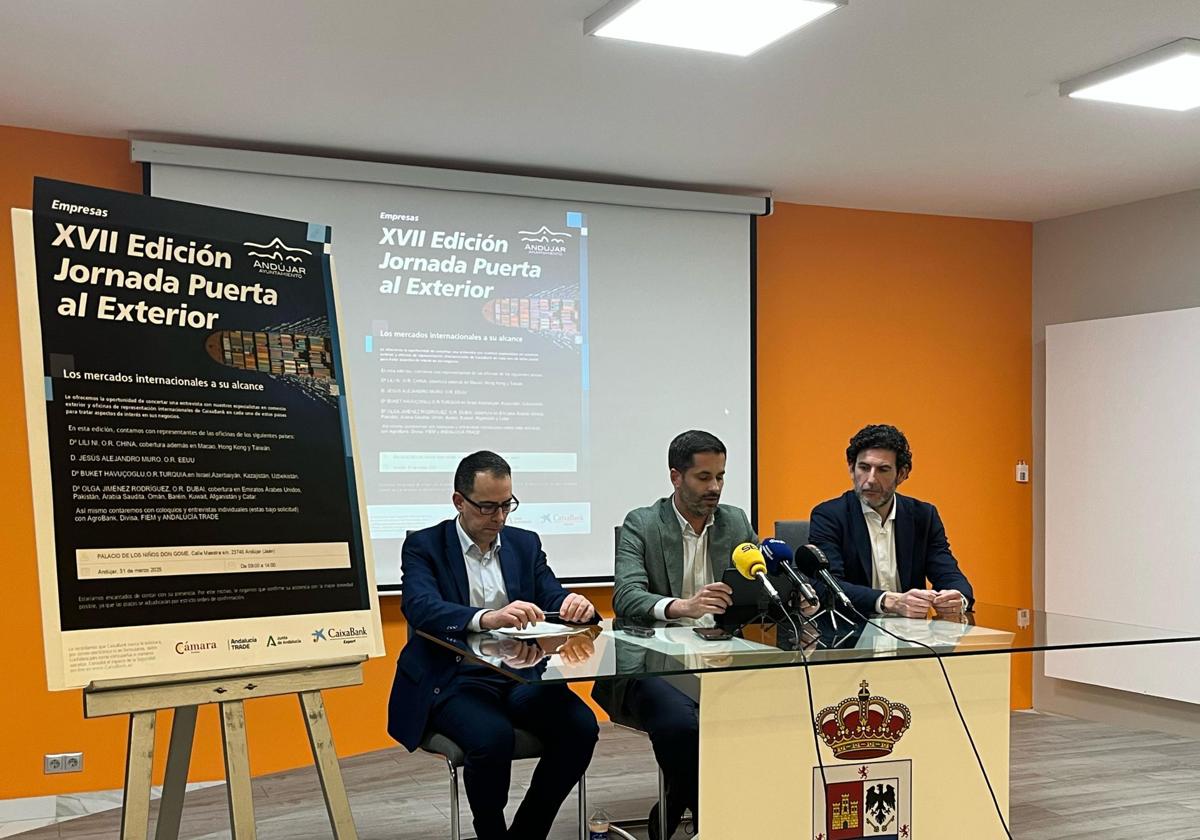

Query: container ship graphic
[[481, 283, 581, 350], [204, 316, 336, 403]]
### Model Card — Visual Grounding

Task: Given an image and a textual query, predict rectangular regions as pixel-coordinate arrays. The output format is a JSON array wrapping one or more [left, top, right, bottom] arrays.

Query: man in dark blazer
[[809, 424, 973, 620], [387, 451, 599, 840], [594, 430, 756, 840]]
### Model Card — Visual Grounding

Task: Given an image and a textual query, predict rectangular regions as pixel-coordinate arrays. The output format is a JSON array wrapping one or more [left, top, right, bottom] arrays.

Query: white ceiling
[[2, 0, 1199, 221]]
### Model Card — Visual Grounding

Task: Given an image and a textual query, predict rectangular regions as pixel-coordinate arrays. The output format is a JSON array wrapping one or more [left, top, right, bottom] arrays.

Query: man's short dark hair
[[668, 430, 727, 473], [454, 450, 511, 495], [846, 424, 913, 473]]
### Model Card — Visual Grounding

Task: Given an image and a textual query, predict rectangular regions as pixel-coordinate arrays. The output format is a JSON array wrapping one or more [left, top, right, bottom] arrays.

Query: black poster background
[[31, 179, 369, 631]]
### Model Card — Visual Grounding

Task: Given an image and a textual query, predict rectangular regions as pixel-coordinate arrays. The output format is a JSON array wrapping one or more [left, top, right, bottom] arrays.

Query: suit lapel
[[846, 491, 875, 582], [708, 507, 731, 582], [442, 520, 471, 604], [497, 528, 522, 601], [658, 498, 685, 597], [894, 494, 915, 590]]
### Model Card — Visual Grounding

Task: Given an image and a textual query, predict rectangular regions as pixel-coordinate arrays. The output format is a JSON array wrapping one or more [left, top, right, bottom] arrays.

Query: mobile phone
[[622, 625, 656, 638], [693, 627, 733, 641]]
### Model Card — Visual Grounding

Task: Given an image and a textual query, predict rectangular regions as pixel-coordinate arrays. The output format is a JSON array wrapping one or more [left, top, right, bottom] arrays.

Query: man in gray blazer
[[595, 430, 756, 840]]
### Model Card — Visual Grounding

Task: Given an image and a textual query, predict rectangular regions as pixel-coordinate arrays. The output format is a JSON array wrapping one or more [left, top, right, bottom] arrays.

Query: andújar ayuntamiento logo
[[518, 225, 572, 256], [244, 237, 312, 278]]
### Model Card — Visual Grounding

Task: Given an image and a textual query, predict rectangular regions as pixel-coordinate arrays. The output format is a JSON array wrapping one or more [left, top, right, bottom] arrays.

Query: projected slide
[[150, 159, 754, 585], [361, 205, 591, 543]]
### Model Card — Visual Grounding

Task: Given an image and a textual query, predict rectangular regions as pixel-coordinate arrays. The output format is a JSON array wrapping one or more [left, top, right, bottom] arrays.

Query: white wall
[[1034, 188, 1200, 732]]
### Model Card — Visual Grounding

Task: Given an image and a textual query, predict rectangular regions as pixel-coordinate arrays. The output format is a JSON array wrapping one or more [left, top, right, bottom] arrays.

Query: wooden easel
[[84, 655, 366, 840]]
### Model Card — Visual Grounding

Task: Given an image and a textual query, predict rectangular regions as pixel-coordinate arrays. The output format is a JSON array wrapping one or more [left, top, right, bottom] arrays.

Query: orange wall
[[2, 126, 143, 798], [0, 125, 610, 799], [1, 129, 1032, 798], [756, 202, 1033, 706]]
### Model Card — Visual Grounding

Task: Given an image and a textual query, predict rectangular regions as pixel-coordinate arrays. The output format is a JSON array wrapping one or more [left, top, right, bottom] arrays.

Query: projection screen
[[139, 143, 765, 587]]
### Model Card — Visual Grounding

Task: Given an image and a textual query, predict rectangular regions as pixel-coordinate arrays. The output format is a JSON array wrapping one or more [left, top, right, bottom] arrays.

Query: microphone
[[760, 538, 820, 604], [792, 544, 854, 611], [732, 542, 783, 604]]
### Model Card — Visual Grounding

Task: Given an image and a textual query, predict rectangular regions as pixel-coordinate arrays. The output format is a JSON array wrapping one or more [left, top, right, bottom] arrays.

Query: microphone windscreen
[[759, 538, 794, 571], [732, 542, 767, 580], [792, 543, 830, 574]]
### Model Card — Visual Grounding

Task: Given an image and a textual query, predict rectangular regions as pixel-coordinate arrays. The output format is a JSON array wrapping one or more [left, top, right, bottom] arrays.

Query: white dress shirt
[[861, 495, 968, 615], [456, 518, 509, 632], [654, 499, 716, 627], [861, 494, 899, 615]]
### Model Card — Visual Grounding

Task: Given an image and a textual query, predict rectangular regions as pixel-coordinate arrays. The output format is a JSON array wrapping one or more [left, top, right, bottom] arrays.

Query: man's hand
[[480, 600, 544, 631], [556, 632, 597, 665], [479, 638, 547, 668], [883, 589, 936, 618], [498, 640, 547, 668], [558, 592, 596, 624], [932, 589, 966, 618], [666, 582, 734, 620]]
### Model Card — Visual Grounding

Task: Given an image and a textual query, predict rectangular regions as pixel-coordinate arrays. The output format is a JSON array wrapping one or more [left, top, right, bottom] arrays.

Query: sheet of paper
[[490, 621, 591, 639], [615, 625, 777, 655]]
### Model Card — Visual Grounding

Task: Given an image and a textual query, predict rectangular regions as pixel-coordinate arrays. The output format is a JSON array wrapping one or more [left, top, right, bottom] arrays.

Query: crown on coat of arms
[[815, 680, 911, 760]]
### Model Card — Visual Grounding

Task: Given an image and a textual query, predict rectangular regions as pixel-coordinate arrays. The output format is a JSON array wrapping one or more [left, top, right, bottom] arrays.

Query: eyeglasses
[[461, 494, 520, 516]]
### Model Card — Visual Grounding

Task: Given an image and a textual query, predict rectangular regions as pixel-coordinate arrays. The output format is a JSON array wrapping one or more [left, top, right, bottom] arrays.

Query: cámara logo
[[518, 225, 572, 256], [175, 640, 218, 654], [244, 237, 311, 278]]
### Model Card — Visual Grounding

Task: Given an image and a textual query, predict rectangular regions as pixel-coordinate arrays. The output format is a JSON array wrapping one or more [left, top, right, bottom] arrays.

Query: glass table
[[414, 605, 1200, 839]]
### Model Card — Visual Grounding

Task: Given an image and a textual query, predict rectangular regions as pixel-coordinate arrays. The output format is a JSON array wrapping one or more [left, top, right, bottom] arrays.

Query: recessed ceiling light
[[1061, 38, 1200, 111], [584, 0, 845, 58]]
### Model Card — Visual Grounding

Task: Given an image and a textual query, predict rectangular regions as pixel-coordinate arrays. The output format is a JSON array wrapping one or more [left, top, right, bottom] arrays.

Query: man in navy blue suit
[[387, 451, 599, 840], [809, 424, 973, 619]]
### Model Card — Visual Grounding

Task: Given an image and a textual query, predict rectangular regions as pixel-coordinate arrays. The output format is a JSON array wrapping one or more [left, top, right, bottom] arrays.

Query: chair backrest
[[774, 519, 810, 548]]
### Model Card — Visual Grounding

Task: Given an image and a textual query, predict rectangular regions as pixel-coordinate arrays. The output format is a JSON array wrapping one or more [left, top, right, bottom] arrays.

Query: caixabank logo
[[812, 681, 913, 840], [244, 237, 311, 278], [312, 625, 368, 644]]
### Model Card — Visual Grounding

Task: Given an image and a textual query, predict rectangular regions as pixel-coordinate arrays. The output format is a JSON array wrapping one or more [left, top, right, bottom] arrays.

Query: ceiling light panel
[[585, 0, 845, 58], [1062, 39, 1200, 111]]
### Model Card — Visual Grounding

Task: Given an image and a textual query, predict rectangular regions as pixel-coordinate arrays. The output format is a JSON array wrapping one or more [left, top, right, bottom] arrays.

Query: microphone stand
[[791, 547, 857, 645], [762, 581, 821, 651], [732, 583, 811, 645], [810, 594, 856, 648]]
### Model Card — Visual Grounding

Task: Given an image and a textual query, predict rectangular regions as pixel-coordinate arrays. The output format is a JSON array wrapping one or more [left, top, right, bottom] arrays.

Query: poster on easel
[[13, 178, 384, 690]]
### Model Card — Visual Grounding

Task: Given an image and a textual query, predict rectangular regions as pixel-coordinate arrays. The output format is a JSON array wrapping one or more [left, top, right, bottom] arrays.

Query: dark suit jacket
[[808, 490, 973, 618], [386, 519, 572, 751]]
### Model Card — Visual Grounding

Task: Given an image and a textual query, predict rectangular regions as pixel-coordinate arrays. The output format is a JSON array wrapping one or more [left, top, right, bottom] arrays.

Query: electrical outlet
[[44, 752, 83, 774]]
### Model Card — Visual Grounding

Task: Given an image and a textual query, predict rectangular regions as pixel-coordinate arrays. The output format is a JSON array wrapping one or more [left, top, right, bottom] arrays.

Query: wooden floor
[[13, 711, 1200, 839]]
